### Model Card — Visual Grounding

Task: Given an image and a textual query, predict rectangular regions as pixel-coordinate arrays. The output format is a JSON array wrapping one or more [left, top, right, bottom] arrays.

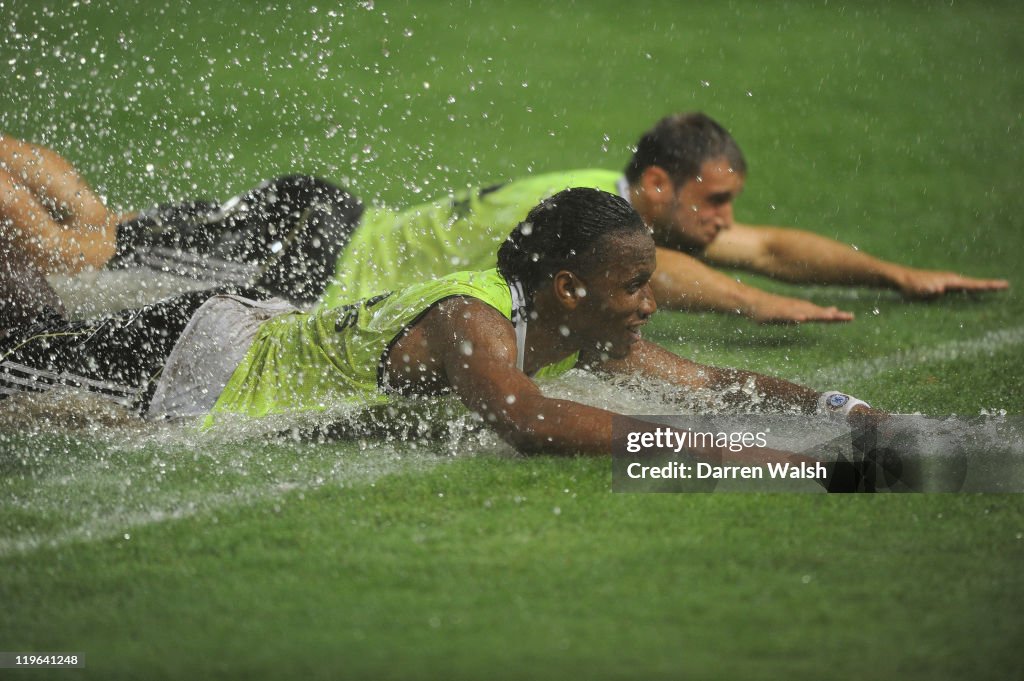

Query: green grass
[[2, 1, 1023, 679], [4, 455, 1023, 680]]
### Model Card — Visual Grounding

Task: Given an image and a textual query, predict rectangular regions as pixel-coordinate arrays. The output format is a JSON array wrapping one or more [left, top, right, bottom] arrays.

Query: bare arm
[[424, 298, 622, 455], [653, 246, 854, 324], [707, 222, 1009, 297], [421, 299, 832, 455], [0, 136, 117, 273], [414, 298, 882, 487], [583, 338, 823, 414], [585, 339, 892, 477]]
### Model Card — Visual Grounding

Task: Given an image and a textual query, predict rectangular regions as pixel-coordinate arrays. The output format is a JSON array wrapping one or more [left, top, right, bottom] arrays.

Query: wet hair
[[497, 187, 647, 297], [624, 112, 747, 185]]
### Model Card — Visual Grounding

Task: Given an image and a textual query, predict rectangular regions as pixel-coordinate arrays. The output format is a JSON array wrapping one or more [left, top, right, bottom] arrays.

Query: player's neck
[[520, 297, 581, 375]]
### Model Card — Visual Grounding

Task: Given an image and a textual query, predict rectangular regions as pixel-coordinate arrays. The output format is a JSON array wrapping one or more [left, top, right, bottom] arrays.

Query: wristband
[[817, 391, 871, 417]]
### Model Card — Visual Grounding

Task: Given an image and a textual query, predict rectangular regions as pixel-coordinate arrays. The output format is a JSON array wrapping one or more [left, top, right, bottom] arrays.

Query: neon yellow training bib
[[207, 269, 578, 425], [319, 169, 621, 307]]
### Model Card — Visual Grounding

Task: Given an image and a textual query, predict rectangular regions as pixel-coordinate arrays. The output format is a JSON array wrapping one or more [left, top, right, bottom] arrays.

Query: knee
[[0, 167, 19, 206], [0, 169, 32, 241]]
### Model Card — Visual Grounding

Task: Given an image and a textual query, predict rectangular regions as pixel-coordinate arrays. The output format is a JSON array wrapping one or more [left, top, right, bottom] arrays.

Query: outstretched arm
[[0, 136, 118, 274], [586, 338, 888, 467], [424, 298, 621, 455], [653, 246, 854, 324], [707, 223, 1009, 297], [582, 338, 824, 414], [420, 298, 854, 455]]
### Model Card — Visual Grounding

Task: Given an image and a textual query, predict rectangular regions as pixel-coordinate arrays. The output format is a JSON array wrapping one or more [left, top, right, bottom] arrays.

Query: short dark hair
[[497, 187, 646, 297], [624, 112, 747, 185]]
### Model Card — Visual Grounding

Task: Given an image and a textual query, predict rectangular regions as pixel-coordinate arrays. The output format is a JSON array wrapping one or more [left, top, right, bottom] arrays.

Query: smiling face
[[640, 156, 745, 252], [563, 229, 658, 359]]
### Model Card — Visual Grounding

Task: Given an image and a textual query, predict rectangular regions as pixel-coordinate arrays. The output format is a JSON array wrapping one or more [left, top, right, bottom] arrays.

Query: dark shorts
[[0, 258, 66, 331], [110, 175, 363, 304], [0, 286, 266, 414]]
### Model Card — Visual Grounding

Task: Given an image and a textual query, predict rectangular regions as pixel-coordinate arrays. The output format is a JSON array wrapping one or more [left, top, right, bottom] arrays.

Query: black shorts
[[110, 175, 363, 304], [0, 258, 66, 330], [0, 287, 266, 414]]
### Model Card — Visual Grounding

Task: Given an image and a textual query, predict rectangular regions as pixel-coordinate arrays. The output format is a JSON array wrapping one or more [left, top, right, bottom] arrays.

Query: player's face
[[571, 230, 658, 359], [667, 157, 744, 251]]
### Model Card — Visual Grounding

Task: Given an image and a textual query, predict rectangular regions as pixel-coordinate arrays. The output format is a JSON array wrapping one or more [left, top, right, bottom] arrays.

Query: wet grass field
[[2, 1, 1023, 679]]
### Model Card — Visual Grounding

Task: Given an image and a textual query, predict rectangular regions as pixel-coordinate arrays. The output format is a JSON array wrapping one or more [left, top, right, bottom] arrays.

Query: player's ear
[[553, 270, 586, 310], [639, 166, 675, 206]]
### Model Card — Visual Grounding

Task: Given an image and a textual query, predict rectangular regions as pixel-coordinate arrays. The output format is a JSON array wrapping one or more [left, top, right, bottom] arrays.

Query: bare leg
[[0, 136, 118, 274]]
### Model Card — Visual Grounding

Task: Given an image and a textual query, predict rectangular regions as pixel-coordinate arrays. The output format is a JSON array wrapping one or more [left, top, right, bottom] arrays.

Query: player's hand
[[747, 293, 855, 325], [895, 268, 1009, 298], [846, 403, 889, 428]]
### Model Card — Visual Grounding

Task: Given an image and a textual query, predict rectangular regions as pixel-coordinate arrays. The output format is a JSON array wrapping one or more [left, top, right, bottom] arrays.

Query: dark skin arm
[[388, 297, 619, 455], [581, 338, 822, 414], [387, 297, 833, 456]]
